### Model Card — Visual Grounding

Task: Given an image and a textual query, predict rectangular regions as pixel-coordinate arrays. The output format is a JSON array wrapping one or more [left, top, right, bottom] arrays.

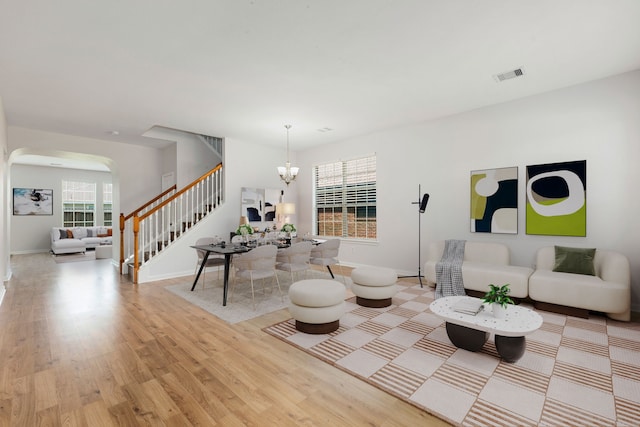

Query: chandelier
[[277, 124, 299, 185]]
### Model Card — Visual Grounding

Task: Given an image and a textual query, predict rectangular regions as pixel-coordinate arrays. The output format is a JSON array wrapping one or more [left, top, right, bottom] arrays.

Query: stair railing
[[119, 185, 177, 274], [120, 163, 224, 283]]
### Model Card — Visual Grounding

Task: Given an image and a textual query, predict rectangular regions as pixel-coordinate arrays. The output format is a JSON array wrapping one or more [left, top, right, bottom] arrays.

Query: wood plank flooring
[[0, 253, 450, 426]]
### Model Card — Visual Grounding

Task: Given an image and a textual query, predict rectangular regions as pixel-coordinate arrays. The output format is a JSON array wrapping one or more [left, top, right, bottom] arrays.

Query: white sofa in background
[[529, 246, 631, 321], [51, 226, 113, 254], [424, 240, 533, 298]]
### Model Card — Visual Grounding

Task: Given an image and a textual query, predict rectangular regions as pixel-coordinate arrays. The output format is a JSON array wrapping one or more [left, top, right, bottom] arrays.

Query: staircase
[[119, 163, 224, 283], [198, 134, 223, 158]]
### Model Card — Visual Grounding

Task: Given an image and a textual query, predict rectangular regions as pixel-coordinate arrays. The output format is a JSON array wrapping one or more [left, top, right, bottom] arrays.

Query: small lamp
[[276, 203, 296, 227]]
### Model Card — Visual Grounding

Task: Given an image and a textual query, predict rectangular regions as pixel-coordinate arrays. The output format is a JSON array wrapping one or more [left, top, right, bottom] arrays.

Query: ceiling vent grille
[[494, 68, 524, 82]]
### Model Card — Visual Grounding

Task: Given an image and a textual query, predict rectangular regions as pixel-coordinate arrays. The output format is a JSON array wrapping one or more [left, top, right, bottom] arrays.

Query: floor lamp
[[399, 184, 430, 287]]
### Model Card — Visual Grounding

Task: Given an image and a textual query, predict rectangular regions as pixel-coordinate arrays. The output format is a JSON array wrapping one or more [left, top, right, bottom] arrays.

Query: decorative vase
[[492, 303, 507, 319]]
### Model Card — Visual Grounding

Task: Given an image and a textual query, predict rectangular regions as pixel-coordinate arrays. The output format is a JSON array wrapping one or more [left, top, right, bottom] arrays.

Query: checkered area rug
[[263, 283, 640, 426]]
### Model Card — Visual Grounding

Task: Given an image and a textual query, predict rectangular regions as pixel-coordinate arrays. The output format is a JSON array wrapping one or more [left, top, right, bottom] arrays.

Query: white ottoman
[[288, 279, 345, 334], [95, 245, 112, 259], [351, 267, 398, 308]]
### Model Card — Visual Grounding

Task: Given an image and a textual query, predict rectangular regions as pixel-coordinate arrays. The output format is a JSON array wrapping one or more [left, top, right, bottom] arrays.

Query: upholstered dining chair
[[310, 239, 345, 284], [276, 241, 312, 283], [231, 244, 282, 309], [194, 237, 226, 289]]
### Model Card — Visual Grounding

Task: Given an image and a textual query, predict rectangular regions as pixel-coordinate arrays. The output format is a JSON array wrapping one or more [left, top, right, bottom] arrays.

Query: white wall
[[137, 136, 297, 282], [10, 164, 112, 253], [297, 70, 640, 311], [7, 127, 166, 213], [0, 97, 8, 282], [143, 126, 221, 187]]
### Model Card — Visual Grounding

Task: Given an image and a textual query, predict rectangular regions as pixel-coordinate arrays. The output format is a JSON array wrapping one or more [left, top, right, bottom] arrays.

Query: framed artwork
[[470, 166, 518, 234], [13, 188, 54, 216], [526, 160, 586, 236]]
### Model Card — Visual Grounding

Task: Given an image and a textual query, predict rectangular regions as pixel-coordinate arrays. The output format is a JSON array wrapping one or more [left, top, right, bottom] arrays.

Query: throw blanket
[[435, 239, 467, 299]]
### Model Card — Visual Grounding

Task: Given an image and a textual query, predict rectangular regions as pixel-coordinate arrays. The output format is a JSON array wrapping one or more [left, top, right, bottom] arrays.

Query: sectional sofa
[[51, 226, 113, 254], [424, 240, 631, 321]]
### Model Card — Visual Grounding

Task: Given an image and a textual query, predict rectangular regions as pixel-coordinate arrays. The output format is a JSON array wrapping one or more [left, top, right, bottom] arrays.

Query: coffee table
[[429, 296, 543, 362]]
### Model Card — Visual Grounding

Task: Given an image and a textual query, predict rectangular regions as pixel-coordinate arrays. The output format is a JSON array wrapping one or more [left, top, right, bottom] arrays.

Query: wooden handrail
[[133, 216, 140, 284], [139, 163, 222, 222], [123, 184, 177, 221], [120, 163, 224, 283], [119, 184, 176, 274]]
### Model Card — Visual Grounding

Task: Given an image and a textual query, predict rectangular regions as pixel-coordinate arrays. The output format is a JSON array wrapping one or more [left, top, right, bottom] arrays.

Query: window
[[103, 183, 113, 226], [62, 181, 96, 227], [314, 154, 377, 239]]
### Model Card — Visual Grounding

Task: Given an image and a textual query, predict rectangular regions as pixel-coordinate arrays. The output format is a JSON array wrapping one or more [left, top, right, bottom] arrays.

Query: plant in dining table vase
[[236, 224, 254, 244], [281, 223, 296, 234], [482, 284, 514, 319], [281, 223, 296, 243]]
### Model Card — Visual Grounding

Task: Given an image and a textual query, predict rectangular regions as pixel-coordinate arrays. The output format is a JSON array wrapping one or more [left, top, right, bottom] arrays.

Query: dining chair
[[276, 241, 312, 283], [231, 234, 244, 244], [310, 239, 345, 284], [194, 237, 226, 289], [230, 244, 282, 309]]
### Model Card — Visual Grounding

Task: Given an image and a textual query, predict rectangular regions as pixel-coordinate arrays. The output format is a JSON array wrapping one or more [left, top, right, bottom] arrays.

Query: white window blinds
[[314, 154, 377, 239]]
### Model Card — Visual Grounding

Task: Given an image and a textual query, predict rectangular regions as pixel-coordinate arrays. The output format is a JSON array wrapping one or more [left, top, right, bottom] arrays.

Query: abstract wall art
[[470, 166, 518, 234], [13, 188, 54, 215], [526, 160, 586, 236]]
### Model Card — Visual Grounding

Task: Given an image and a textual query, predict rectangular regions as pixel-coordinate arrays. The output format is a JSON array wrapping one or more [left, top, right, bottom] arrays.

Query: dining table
[[190, 238, 326, 307], [190, 243, 251, 306]]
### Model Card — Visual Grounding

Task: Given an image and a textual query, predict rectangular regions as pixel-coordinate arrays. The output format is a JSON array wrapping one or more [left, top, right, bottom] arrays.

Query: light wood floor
[[0, 253, 451, 426]]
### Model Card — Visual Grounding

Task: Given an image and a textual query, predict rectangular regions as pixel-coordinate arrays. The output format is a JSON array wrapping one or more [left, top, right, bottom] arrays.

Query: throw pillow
[[107, 228, 112, 236], [59, 229, 68, 239], [87, 229, 94, 237], [66, 229, 74, 239], [553, 246, 596, 276]]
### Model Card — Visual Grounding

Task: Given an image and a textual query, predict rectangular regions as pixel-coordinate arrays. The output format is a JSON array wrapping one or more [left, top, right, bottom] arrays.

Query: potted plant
[[482, 284, 514, 318]]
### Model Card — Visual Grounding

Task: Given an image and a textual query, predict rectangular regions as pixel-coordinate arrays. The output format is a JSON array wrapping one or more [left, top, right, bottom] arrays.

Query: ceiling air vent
[[493, 68, 525, 82]]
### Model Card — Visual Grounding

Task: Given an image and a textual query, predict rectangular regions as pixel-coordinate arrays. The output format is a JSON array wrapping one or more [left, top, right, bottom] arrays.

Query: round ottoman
[[351, 267, 398, 308], [288, 279, 346, 334]]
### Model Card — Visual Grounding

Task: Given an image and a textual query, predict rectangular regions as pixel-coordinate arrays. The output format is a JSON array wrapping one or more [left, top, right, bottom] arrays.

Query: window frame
[[313, 154, 377, 240], [103, 182, 113, 226], [62, 180, 97, 228]]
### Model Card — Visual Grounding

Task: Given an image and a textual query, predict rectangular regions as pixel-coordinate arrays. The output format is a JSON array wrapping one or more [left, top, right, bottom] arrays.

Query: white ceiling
[[1, 0, 640, 154]]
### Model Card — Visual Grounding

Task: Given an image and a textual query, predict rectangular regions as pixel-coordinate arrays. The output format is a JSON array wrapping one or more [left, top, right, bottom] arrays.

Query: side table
[[95, 245, 112, 259]]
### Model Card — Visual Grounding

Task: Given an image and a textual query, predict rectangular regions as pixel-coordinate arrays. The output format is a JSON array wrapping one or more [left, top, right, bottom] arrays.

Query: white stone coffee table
[[430, 296, 543, 362]]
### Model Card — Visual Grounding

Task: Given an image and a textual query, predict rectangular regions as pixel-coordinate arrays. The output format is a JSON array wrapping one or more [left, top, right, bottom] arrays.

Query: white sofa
[[51, 226, 113, 254], [424, 240, 533, 298], [529, 246, 631, 321]]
